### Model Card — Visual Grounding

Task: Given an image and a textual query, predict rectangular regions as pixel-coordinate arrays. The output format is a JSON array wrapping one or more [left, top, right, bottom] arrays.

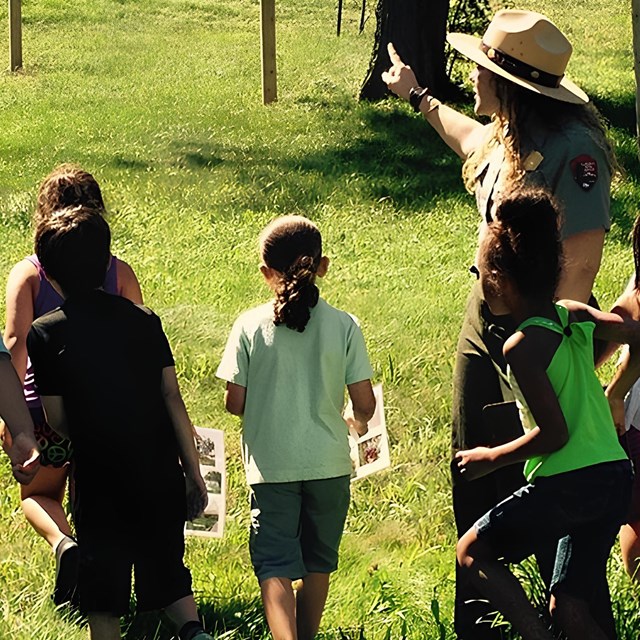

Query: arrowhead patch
[[570, 154, 598, 191]]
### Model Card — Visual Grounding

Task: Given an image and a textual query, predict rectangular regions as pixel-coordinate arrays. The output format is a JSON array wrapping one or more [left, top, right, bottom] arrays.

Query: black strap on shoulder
[[517, 307, 573, 337]]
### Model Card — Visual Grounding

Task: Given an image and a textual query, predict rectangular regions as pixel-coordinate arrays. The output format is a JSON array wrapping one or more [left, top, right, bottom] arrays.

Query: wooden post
[[9, 0, 23, 71], [633, 0, 640, 153], [260, 0, 277, 104]]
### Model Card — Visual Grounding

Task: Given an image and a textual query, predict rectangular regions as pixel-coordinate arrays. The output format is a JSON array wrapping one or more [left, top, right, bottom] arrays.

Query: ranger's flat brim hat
[[447, 9, 589, 105]]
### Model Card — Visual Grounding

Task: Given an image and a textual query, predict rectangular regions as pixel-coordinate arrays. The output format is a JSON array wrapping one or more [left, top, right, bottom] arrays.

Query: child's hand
[[607, 396, 626, 436], [455, 447, 495, 481], [185, 473, 208, 521], [9, 432, 40, 485], [346, 416, 368, 438]]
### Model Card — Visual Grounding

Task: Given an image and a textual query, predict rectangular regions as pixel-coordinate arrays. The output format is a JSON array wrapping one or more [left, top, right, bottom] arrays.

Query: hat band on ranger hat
[[480, 42, 563, 89]]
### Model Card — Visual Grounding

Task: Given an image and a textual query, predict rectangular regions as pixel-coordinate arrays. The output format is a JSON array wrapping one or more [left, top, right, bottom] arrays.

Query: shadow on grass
[[287, 104, 468, 211], [119, 597, 396, 639], [112, 155, 152, 171], [123, 599, 268, 640], [201, 101, 467, 218], [104, 88, 638, 235], [593, 91, 637, 136], [592, 90, 640, 244], [610, 191, 640, 245], [121, 595, 269, 640], [199, 595, 269, 639]]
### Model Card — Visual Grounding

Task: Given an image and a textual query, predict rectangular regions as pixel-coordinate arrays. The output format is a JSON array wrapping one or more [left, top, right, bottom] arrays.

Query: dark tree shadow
[[286, 104, 469, 210], [149, 96, 473, 220], [592, 91, 637, 136], [590, 91, 640, 244], [171, 142, 225, 170], [104, 88, 638, 238], [111, 155, 151, 171]]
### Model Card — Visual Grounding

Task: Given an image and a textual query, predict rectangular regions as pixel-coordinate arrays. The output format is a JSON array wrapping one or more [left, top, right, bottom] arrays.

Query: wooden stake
[[260, 0, 277, 104], [9, 0, 22, 71]]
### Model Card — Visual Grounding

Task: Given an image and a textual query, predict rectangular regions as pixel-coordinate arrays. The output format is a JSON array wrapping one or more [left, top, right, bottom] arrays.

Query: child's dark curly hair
[[260, 215, 322, 333], [481, 187, 564, 301], [35, 164, 105, 227]]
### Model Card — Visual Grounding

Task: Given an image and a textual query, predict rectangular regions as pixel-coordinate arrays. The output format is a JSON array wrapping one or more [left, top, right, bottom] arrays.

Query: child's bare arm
[[560, 298, 640, 347], [224, 382, 246, 416], [4, 260, 39, 384], [556, 295, 640, 370], [116, 260, 143, 305], [561, 297, 640, 435], [605, 344, 640, 435], [0, 358, 39, 483], [456, 335, 569, 480], [161, 366, 207, 519], [346, 380, 376, 436]]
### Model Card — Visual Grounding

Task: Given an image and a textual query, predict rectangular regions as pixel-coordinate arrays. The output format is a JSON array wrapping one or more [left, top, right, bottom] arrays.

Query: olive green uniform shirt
[[475, 118, 611, 240]]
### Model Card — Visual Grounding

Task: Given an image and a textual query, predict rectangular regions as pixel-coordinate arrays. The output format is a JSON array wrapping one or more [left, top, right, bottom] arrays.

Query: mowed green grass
[[0, 0, 638, 638]]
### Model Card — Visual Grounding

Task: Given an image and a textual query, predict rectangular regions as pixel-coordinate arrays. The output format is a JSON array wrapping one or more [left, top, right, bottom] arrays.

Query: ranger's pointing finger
[[387, 42, 403, 66]]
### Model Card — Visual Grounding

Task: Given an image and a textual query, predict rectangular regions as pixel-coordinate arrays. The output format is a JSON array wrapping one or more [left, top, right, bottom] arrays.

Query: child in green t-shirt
[[217, 215, 375, 640], [455, 188, 638, 640]]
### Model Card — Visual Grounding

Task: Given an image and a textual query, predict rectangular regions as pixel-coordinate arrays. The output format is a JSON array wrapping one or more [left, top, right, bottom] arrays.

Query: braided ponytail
[[260, 216, 322, 333]]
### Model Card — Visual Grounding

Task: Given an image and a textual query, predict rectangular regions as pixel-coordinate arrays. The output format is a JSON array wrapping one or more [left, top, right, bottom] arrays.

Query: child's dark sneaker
[[53, 535, 79, 606]]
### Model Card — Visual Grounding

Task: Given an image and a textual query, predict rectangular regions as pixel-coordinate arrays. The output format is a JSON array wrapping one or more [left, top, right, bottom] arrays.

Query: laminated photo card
[[185, 426, 226, 538], [345, 383, 390, 481]]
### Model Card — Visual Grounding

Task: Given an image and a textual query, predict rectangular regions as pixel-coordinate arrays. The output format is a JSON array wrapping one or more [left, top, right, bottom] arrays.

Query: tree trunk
[[633, 0, 640, 153], [360, 0, 452, 101]]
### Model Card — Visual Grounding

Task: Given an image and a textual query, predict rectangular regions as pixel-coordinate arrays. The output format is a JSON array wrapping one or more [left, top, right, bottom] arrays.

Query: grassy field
[[0, 0, 638, 638]]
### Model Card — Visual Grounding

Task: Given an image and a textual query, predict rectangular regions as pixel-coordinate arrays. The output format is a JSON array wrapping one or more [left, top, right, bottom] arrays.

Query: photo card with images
[[345, 383, 390, 481], [185, 426, 226, 538]]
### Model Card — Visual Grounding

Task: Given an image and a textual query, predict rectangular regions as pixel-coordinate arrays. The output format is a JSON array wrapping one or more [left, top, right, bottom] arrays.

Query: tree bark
[[360, 0, 452, 101]]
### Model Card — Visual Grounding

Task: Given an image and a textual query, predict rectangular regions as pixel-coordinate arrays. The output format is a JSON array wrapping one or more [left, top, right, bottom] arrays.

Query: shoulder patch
[[570, 154, 598, 191]]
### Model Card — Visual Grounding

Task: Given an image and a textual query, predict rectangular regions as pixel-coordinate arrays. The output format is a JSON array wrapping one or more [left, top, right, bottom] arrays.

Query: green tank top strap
[[516, 304, 572, 337]]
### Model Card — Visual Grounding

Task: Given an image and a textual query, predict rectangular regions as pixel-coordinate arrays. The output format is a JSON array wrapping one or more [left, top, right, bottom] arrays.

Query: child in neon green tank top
[[455, 188, 638, 640]]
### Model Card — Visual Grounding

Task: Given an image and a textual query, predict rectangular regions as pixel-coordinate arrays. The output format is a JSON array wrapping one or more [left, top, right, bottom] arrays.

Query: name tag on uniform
[[523, 151, 544, 171]]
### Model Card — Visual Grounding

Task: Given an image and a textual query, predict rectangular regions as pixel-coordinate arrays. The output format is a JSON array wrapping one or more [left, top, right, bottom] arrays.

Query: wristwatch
[[409, 86, 441, 114]]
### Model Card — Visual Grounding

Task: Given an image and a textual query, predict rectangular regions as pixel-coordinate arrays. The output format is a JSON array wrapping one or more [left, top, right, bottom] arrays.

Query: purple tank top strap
[[104, 255, 119, 295], [27, 255, 64, 318], [25, 254, 44, 277], [24, 253, 119, 408], [27, 253, 119, 318]]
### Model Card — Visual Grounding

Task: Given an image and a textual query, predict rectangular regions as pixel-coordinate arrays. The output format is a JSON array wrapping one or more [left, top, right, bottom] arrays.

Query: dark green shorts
[[249, 476, 350, 582]]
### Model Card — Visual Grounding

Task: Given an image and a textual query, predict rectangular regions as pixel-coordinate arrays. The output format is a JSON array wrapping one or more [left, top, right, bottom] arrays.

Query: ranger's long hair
[[462, 74, 617, 193]]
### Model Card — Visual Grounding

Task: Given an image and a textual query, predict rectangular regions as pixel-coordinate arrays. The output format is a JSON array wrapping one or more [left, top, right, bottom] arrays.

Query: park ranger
[[383, 9, 617, 639]]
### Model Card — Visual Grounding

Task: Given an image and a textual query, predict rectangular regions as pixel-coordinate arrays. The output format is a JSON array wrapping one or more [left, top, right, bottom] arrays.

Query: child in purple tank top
[[1, 164, 143, 606], [21, 254, 120, 410]]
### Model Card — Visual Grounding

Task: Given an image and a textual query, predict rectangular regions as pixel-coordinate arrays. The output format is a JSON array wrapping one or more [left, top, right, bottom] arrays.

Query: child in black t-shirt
[[26, 206, 213, 640]]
